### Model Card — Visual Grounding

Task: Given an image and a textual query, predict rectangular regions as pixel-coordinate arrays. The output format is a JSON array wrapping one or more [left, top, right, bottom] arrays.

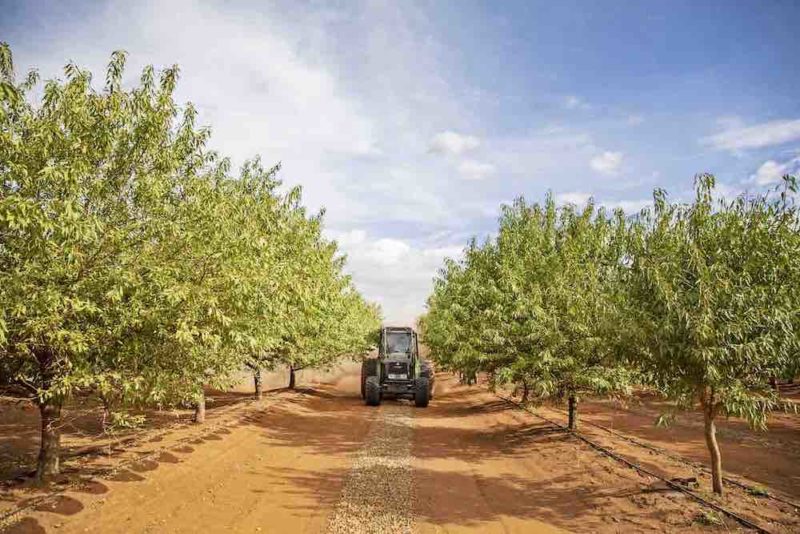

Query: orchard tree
[[0, 46, 221, 478], [422, 240, 497, 385], [627, 175, 800, 495], [491, 197, 633, 428], [267, 209, 380, 390], [237, 170, 380, 397], [424, 196, 633, 427]]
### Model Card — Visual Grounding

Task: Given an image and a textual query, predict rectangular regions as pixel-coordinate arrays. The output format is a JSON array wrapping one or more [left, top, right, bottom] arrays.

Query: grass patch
[[695, 510, 724, 526], [747, 485, 770, 497]]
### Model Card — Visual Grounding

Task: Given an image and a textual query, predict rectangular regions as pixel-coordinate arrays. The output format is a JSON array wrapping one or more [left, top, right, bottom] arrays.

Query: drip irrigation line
[[545, 404, 800, 511], [497, 394, 774, 534]]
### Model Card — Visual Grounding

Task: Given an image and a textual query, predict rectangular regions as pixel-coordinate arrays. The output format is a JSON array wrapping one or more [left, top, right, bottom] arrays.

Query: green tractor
[[360, 326, 434, 407]]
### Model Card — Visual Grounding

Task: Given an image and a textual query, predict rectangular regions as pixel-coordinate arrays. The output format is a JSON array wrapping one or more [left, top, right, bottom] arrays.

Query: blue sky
[[2, 0, 800, 323]]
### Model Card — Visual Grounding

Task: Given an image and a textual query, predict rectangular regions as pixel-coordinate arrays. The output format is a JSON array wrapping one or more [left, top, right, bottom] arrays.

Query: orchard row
[[0, 46, 380, 481], [422, 175, 800, 495]]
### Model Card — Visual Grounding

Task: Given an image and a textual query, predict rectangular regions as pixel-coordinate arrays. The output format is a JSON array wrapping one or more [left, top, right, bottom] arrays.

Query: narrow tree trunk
[[288, 365, 296, 389], [521, 381, 530, 403], [703, 398, 723, 495], [34, 347, 62, 482], [568, 395, 578, 430], [36, 398, 63, 482], [253, 368, 263, 400], [100, 394, 112, 434], [194, 391, 206, 424]]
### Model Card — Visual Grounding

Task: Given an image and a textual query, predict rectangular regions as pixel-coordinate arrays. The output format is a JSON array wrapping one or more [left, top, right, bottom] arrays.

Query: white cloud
[[701, 119, 800, 151], [428, 130, 480, 155], [329, 229, 463, 324], [333, 229, 367, 247], [457, 159, 496, 180], [590, 151, 623, 175], [626, 115, 644, 126], [604, 199, 651, 213], [555, 193, 651, 213], [713, 182, 745, 199], [564, 95, 590, 110], [556, 191, 592, 205], [365, 238, 412, 266], [750, 157, 800, 185]]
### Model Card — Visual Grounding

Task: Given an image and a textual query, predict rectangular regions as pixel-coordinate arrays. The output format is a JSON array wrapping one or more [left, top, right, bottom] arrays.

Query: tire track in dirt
[[326, 403, 415, 534]]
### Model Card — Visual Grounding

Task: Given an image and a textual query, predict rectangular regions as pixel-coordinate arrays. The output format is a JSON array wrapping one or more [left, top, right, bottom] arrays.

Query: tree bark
[[99, 394, 112, 434], [568, 395, 579, 430], [36, 397, 63, 482], [521, 381, 530, 403], [34, 347, 62, 482], [194, 391, 206, 424], [702, 393, 723, 495], [288, 365, 296, 389], [253, 368, 263, 400]]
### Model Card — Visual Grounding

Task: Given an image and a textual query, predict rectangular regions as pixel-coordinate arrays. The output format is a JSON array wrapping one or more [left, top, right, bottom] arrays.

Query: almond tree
[[424, 196, 633, 428], [627, 175, 800, 495], [493, 197, 633, 427], [241, 179, 380, 396], [0, 46, 217, 478]]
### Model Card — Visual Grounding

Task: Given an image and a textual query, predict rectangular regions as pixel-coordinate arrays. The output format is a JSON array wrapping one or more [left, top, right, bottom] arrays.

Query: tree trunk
[[34, 347, 62, 482], [100, 395, 112, 434], [36, 398, 63, 482], [703, 397, 723, 495], [194, 391, 206, 424], [253, 368, 263, 400], [521, 381, 530, 403], [568, 395, 578, 430], [288, 366, 296, 389]]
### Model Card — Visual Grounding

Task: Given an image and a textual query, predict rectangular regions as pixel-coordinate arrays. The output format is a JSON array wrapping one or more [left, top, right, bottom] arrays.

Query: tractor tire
[[415, 377, 430, 408], [421, 361, 434, 399], [361, 359, 378, 400], [365, 376, 381, 406], [360, 362, 366, 399]]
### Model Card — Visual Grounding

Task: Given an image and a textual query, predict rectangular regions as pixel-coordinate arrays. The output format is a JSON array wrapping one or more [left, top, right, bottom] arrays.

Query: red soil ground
[[0, 369, 797, 533]]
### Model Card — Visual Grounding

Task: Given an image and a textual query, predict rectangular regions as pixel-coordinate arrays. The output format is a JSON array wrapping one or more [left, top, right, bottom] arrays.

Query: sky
[[2, 0, 800, 324]]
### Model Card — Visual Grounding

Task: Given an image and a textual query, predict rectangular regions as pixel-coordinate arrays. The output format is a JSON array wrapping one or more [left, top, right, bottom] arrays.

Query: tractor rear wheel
[[360, 362, 367, 399], [421, 362, 434, 399], [361, 359, 378, 400], [415, 377, 430, 407], [365, 376, 381, 406]]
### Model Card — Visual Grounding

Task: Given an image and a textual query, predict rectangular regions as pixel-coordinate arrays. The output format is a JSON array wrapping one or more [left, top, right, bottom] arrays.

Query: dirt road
[[3, 372, 799, 533]]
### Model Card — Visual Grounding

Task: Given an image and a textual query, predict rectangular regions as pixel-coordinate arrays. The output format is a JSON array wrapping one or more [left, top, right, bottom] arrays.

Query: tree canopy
[[0, 44, 379, 480], [422, 176, 800, 495]]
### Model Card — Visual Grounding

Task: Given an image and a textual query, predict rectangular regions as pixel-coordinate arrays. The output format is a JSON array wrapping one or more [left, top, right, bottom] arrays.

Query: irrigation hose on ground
[[496, 393, 774, 534], [546, 404, 800, 511]]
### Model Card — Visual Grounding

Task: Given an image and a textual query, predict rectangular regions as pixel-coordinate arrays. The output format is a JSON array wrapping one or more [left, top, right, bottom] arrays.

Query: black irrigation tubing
[[496, 394, 773, 534], [545, 404, 800, 511], [0, 395, 264, 529]]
